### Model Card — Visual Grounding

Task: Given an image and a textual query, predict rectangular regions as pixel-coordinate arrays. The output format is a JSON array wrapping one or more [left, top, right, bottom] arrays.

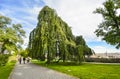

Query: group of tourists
[[17, 55, 31, 64]]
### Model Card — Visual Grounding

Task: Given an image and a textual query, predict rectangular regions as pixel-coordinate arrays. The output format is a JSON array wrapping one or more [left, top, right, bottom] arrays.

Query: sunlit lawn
[[32, 60, 120, 79], [0, 56, 16, 79]]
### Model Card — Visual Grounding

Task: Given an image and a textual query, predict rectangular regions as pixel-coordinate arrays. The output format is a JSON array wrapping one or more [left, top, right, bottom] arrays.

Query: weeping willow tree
[[75, 36, 94, 62], [28, 6, 93, 64]]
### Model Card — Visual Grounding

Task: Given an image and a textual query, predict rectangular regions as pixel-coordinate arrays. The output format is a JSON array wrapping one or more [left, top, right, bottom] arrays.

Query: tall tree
[[0, 14, 26, 54], [75, 36, 93, 59], [94, 0, 120, 48], [29, 6, 75, 63], [28, 6, 93, 63]]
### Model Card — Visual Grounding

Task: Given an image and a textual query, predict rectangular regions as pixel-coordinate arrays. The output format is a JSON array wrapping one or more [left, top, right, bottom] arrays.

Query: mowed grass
[[32, 60, 120, 79], [0, 56, 16, 79]]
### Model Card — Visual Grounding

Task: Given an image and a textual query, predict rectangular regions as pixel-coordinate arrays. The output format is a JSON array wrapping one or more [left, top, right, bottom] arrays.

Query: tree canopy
[[28, 6, 93, 63], [94, 0, 120, 48], [0, 14, 26, 54]]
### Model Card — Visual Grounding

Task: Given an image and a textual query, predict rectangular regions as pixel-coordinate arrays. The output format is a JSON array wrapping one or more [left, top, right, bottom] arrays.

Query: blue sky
[[0, 0, 120, 53]]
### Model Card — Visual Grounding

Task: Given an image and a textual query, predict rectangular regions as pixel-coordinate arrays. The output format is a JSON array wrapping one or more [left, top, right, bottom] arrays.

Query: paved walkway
[[9, 62, 78, 79]]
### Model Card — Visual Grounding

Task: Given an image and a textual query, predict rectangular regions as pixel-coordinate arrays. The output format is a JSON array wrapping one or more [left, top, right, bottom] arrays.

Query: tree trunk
[[46, 40, 50, 64], [1, 45, 5, 54], [63, 49, 66, 63]]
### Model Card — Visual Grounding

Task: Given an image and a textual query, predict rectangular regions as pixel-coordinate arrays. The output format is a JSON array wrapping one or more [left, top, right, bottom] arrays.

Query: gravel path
[[9, 62, 78, 79]]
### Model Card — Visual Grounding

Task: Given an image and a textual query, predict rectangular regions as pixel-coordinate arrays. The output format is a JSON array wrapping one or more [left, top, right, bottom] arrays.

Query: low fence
[[85, 58, 120, 63]]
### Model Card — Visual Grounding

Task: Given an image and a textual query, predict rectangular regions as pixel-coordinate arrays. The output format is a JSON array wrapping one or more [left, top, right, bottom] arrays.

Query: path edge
[[8, 62, 17, 79]]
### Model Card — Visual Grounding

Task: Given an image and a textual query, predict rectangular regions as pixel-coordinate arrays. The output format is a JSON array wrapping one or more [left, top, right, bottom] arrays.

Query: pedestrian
[[23, 57, 26, 64], [27, 57, 30, 63], [18, 56, 22, 64]]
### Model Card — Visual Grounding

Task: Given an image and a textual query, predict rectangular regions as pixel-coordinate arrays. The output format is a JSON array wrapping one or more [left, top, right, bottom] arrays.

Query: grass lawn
[[0, 56, 16, 79], [32, 60, 120, 79]]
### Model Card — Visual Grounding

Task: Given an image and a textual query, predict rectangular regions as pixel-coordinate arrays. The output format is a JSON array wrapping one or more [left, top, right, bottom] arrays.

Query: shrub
[[0, 54, 10, 66]]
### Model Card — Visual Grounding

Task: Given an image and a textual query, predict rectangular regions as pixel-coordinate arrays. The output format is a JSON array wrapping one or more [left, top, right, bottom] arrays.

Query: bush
[[0, 54, 10, 66]]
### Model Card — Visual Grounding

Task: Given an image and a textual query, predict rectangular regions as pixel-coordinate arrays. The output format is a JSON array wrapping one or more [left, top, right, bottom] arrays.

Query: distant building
[[90, 53, 120, 58]]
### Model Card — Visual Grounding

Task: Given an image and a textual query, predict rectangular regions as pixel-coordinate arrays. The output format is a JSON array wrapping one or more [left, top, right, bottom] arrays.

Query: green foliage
[[28, 6, 93, 63], [0, 14, 26, 54], [0, 54, 10, 66], [75, 36, 86, 46], [19, 48, 29, 57], [0, 61, 16, 79], [76, 45, 83, 63], [75, 36, 94, 57], [29, 6, 75, 62], [94, 0, 120, 48], [0, 14, 11, 28]]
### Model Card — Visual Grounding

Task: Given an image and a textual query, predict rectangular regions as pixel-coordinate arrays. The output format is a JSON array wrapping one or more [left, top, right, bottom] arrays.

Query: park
[[0, 0, 120, 79]]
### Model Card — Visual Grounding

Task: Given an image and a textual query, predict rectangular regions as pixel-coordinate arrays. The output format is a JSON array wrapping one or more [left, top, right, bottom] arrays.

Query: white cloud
[[43, 0, 105, 42], [28, 6, 42, 16], [92, 46, 107, 53]]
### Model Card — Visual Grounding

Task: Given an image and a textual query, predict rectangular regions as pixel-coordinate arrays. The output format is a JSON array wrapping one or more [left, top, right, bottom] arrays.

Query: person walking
[[27, 57, 30, 63], [23, 57, 26, 64], [18, 56, 22, 64]]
